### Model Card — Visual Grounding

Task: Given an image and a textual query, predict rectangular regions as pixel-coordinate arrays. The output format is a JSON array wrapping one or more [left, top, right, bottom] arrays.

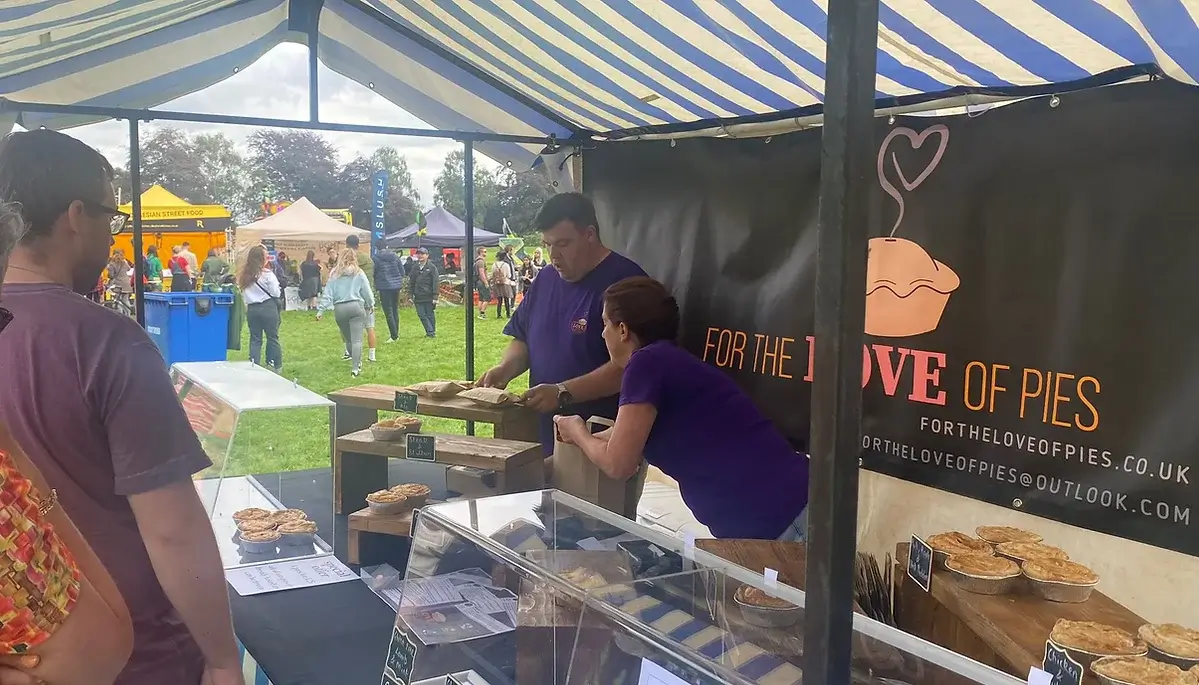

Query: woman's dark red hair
[[603, 276, 680, 345]]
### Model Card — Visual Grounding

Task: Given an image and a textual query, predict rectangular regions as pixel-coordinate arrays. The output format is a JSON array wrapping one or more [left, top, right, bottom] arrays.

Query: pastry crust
[[945, 553, 1019, 578], [278, 520, 318, 534], [925, 531, 992, 556], [367, 490, 404, 503], [1139, 624, 1199, 659], [735, 585, 796, 609], [1022, 558, 1099, 585], [995, 541, 1069, 561], [236, 520, 277, 534], [1050, 620, 1147, 656], [232, 507, 272, 521], [240, 530, 281, 543], [976, 525, 1043, 545], [1091, 656, 1195, 685], [560, 567, 607, 590], [375, 416, 422, 430], [391, 483, 431, 498], [270, 509, 308, 523]]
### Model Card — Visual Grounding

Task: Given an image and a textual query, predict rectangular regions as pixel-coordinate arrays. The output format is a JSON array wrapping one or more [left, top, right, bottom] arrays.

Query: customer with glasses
[[0, 201, 134, 684], [0, 130, 244, 685]]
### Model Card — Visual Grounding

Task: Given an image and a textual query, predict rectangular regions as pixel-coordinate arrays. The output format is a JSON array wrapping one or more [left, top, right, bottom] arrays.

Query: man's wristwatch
[[555, 383, 573, 410]]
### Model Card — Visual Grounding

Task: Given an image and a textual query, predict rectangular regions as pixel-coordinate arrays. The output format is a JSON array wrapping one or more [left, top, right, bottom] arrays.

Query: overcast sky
[[70, 42, 495, 205]]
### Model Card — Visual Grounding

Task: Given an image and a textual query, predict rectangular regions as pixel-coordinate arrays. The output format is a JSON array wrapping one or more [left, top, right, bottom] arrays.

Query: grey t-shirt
[[0, 283, 210, 684]]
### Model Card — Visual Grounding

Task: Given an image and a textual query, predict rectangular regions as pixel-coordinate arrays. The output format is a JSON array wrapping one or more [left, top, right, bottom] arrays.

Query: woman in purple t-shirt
[[554, 276, 810, 540]]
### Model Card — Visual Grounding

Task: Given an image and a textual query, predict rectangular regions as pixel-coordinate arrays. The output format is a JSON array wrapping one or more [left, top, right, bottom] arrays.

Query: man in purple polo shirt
[[479, 192, 646, 454], [0, 130, 242, 685]]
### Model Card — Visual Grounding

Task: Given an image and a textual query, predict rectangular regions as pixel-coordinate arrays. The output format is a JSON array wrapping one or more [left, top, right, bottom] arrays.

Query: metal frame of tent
[[0, 1, 910, 681]]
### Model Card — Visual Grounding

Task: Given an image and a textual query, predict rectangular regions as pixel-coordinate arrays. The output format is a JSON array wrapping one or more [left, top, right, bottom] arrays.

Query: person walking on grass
[[490, 247, 515, 319], [238, 245, 283, 372], [318, 248, 375, 377], [199, 248, 228, 292], [299, 250, 322, 309], [372, 247, 405, 343], [345, 235, 377, 363], [408, 246, 439, 338], [473, 246, 490, 319]]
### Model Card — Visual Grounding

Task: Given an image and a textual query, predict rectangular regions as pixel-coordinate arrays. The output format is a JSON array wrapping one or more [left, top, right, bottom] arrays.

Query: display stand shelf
[[346, 499, 444, 564], [894, 543, 1145, 683], [327, 383, 539, 440], [334, 429, 543, 515]]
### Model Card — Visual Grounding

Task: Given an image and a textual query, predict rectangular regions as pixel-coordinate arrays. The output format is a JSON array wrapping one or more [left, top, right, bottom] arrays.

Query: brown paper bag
[[551, 416, 646, 520]]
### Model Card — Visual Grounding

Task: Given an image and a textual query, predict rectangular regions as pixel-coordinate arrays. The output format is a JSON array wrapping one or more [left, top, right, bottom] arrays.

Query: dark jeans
[[379, 289, 400, 340], [170, 275, 192, 292], [414, 301, 436, 337], [247, 301, 282, 369]]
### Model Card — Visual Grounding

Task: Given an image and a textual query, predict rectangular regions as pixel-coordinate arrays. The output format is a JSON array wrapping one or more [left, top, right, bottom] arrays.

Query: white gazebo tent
[[234, 197, 369, 264]]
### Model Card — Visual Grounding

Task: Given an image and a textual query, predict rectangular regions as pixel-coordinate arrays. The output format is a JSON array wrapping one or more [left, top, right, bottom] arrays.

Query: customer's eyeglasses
[[80, 200, 131, 235], [0, 307, 11, 336]]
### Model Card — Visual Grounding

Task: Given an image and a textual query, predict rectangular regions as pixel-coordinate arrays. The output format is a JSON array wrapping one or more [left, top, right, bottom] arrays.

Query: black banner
[[587, 80, 1199, 556]]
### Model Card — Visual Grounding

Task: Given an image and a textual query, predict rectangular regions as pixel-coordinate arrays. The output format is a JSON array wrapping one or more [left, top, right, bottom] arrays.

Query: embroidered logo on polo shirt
[[571, 318, 587, 334]]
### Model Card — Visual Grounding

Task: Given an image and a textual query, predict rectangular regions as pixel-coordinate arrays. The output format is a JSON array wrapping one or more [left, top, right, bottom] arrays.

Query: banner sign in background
[[372, 169, 390, 254], [587, 81, 1199, 557]]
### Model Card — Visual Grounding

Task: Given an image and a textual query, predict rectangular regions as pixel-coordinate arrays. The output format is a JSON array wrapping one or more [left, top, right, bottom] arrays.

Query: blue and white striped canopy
[[2, 0, 1197, 167]]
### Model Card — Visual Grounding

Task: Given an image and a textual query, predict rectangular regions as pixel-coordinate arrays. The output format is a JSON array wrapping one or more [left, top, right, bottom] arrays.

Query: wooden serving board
[[328, 384, 539, 440], [336, 429, 542, 471], [895, 542, 1146, 680]]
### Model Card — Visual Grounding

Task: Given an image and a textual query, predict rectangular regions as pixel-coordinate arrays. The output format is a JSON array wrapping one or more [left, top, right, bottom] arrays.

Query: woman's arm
[[0, 425, 132, 685], [555, 404, 655, 481], [358, 273, 375, 309], [264, 271, 282, 298]]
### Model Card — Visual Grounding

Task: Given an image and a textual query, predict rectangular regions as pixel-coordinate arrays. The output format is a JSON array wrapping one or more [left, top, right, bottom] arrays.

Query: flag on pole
[[502, 217, 512, 235]]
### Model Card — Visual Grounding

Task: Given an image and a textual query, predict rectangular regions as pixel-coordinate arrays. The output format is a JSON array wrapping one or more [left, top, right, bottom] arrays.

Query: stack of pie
[[1139, 624, 1199, 668], [232, 507, 272, 522], [389, 483, 431, 508], [1050, 620, 1147, 664], [976, 525, 1043, 545], [366, 490, 407, 515], [233, 508, 318, 550], [1090, 655, 1198, 685], [925, 531, 993, 568]]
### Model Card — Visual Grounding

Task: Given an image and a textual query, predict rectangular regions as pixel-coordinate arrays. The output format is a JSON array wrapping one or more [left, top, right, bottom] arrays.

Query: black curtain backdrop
[[586, 80, 1199, 557]]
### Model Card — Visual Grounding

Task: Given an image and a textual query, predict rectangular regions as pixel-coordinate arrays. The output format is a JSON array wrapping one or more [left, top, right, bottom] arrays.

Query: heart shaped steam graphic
[[878, 124, 949, 237]]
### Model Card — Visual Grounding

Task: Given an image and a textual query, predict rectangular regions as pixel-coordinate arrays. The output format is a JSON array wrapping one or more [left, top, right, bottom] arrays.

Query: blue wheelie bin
[[144, 292, 234, 368]]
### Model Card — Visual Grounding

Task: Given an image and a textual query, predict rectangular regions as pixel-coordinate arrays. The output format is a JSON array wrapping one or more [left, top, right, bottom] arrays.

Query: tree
[[111, 166, 132, 206], [192, 133, 256, 222], [432, 149, 502, 230], [333, 147, 420, 233], [246, 130, 340, 208], [496, 168, 555, 237], [136, 127, 208, 202]]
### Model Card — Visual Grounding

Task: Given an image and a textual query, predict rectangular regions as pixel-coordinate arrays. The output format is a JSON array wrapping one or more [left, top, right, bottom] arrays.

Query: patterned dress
[[0, 449, 79, 653]]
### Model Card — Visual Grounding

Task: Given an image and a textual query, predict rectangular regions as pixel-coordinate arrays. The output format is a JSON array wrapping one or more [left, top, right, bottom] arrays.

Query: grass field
[[216, 303, 528, 476]]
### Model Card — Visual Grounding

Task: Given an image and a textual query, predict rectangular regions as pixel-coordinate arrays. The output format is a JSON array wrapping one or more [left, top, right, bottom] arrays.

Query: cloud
[[68, 43, 500, 207]]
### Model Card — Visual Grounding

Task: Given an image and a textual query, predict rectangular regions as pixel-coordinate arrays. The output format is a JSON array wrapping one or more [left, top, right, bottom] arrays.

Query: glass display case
[[172, 360, 336, 569], [382, 489, 1023, 685]]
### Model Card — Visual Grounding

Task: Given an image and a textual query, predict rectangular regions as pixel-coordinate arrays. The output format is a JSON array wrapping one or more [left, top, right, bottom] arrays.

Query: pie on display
[[240, 530, 282, 543], [975, 525, 1043, 545], [1021, 558, 1099, 585], [735, 585, 797, 609], [925, 531, 993, 556], [375, 416, 422, 430], [236, 520, 277, 534], [278, 520, 318, 534], [560, 567, 607, 590], [995, 541, 1069, 562], [1050, 620, 1148, 656], [1090, 655, 1196, 685], [270, 509, 308, 523], [944, 553, 1019, 578], [391, 483, 431, 498], [1138, 624, 1199, 660], [232, 507, 272, 521], [864, 237, 960, 337], [367, 490, 404, 503]]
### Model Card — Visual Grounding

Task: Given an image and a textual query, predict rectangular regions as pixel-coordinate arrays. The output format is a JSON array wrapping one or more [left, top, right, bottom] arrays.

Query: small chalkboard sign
[[907, 534, 933, 592], [1042, 641, 1083, 685], [394, 391, 418, 413], [406, 434, 436, 462], [381, 625, 416, 685], [262, 238, 276, 251]]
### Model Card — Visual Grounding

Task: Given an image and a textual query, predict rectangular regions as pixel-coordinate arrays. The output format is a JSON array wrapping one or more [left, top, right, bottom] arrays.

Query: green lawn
[[215, 304, 528, 476]]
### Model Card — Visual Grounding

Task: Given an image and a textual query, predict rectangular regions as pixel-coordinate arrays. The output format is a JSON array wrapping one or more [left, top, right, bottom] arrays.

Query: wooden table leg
[[332, 403, 380, 515], [347, 528, 360, 565]]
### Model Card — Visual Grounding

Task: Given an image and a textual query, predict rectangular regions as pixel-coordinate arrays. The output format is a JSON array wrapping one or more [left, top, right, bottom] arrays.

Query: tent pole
[[129, 118, 146, 326], [464, 140, 476, 436], [803, 0, 879, 684], [308, 14, 320, 123]]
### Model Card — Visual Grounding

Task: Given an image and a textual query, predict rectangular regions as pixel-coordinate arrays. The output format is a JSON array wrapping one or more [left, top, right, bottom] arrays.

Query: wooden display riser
[[333, 428, 543, 515], [894, 543, 1145, 683], [346, 501, 443, 564], [328, 383, 540, 442]]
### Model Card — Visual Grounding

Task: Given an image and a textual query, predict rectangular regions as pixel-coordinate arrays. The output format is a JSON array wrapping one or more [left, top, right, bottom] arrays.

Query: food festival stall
[[115, 184, 231, 268], [4, 2, 1199, 684]]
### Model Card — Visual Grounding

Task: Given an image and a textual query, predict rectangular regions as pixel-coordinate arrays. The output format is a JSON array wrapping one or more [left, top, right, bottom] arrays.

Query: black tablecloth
[[230, 466, 427, 685]]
